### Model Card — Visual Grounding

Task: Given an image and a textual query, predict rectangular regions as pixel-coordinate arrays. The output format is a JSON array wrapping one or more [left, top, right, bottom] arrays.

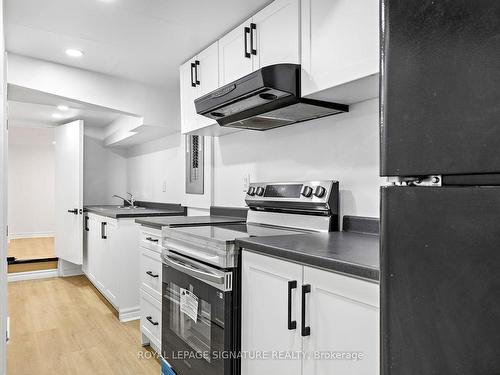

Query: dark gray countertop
[[85, 205, 186, 219], [236, 231, 380, 282], [135, 215, 247, 230]]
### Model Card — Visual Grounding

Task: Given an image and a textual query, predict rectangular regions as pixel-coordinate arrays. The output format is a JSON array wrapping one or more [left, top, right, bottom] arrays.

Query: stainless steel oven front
[[161, 251, 238, 375]]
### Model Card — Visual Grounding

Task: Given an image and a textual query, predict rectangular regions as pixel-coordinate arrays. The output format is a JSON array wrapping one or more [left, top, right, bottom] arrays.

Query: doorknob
[[67, 209, 78, 214]]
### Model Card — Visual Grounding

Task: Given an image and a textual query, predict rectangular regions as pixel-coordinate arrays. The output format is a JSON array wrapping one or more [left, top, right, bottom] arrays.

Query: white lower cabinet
[[84, 213, 140, 321], [241, 250, 379, 375], [139, 226, 163, 355]]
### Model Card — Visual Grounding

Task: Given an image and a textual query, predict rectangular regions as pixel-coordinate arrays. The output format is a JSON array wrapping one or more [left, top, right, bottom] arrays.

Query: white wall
[[124, 98, 381, 218], [8, 127, 55, 238], [126, 133, 183, 204], [84, 133, 128, 205], [213, 99, 382, 218]]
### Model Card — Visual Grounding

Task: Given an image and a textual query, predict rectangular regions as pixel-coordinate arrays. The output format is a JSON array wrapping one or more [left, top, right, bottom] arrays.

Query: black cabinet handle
[[146, 237, 159, 243], [301, 284, 311, 336], [190, 62, 196, 87], [250, 23, 257, 55], [288, 280, 297, 330], [67, 208, 78, 214], [85, 216, 89, 231], [101, 222, 107, 239], [195, 60, 200, 86], [244, 26, 251, 58], [146, 271, 159, 278], [146, 316, 159, 326]]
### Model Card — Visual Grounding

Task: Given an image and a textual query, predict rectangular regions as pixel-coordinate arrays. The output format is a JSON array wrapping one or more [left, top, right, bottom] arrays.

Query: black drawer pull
[[288, 280, 297, 330], [301, 284, 311, 336], [195, 60, 200, 85], [84, 216, 89, 231], [67, 208, 78, 214], [244, 26, 251, 58], [146, 237, 159, 243], [101, 222, 107, 239], [146, 271, 159, 278], [146, 316, 159, 326], [190, 62, 196, 87], [250, 23, 257, 55]]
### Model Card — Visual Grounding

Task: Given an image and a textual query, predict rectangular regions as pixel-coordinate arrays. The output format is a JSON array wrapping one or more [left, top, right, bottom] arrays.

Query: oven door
[[161, 252, 234, 375]]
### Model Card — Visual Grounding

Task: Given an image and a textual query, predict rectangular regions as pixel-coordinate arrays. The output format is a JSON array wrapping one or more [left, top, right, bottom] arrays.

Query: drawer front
[[140, 247, 162, 300], [140, 227, 163, 252], [141, 290, 162, 347]]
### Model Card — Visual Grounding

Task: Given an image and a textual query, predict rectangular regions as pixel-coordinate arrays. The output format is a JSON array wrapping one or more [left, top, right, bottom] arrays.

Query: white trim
[[8, 231, 54, 239], [57, 258, 83, 277], [119, 306, 140, 322], [7, 269, 58, 282]]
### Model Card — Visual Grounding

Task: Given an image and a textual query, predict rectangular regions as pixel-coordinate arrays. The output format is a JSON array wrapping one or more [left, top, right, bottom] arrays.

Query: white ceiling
[[8, 85, 128, 128], [5, 0, 271, 88]]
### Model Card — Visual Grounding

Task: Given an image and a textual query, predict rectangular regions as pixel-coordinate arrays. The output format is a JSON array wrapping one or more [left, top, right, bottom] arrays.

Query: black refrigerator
[[380, 1, 500, 374]]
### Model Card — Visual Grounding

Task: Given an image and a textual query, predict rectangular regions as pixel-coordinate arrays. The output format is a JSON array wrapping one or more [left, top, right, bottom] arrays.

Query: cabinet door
[[253, 0, 300, 70], [218, 19, 253, 86], [303, 266, 379, 375], [180, 59, 199, 134], [94, 219, 106, 292], [241, 251, 302, 375], [87, 215, 101, 285], [301, 0, 379, 97], [196, 42, 219, 129], [102, 220, 119, 307]]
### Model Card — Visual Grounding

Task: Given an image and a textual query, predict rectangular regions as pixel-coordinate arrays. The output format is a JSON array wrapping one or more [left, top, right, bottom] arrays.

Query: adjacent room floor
[[7, 276, 160, 375], [8, 237, 55, 260]]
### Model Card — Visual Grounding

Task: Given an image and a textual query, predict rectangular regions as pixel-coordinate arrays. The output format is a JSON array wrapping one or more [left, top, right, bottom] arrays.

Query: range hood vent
[[194, 64, 349, 131]]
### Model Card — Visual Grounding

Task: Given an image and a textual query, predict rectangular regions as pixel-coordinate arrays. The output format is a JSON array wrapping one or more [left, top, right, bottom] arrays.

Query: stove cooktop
[[165, 223, 311, 244]]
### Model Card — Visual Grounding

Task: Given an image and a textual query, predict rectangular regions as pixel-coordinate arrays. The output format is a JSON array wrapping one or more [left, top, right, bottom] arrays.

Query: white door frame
[[0, 0, 8, 370]]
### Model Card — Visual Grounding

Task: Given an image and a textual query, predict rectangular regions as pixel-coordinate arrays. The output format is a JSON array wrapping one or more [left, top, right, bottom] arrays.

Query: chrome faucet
[[112, 192, 136, 207]]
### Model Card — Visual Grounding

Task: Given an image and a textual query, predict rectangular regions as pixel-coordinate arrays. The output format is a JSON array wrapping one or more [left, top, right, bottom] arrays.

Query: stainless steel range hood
[[194, 64, 349, 131]]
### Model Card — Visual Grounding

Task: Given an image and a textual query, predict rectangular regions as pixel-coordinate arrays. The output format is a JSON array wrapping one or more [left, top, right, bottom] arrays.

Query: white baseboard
[[8, 269, 58, 282], [119, 306, 140, 322], [9, 231, 54, 240]]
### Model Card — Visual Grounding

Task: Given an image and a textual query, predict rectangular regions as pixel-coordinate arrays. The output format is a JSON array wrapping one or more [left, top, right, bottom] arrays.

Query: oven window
[[168, 282, 212, 363]]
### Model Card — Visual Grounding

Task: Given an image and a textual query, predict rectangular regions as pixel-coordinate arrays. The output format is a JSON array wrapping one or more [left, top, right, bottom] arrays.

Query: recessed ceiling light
[[57, 105, 69, 111], [52, 113, 63, 119], [65, 49, 84, 58]]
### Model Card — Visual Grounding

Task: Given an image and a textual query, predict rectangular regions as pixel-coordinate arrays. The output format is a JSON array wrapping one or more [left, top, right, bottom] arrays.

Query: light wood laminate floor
[[8, 237, 55, 260], [7, 276, 160, 375]]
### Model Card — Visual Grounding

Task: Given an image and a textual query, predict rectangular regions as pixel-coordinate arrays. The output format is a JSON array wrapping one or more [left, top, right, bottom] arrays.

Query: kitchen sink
[[118, 206, 146, 210]]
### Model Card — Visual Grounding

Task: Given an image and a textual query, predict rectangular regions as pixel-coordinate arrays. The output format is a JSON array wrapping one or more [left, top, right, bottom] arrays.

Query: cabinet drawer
[[141, 291, 162, 348], [140, 247, 162, 300], [140, 227, 162, 252]]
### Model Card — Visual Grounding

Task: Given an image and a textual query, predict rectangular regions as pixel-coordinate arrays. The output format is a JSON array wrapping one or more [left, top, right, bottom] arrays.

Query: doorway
[[7, 126, 58, 272]]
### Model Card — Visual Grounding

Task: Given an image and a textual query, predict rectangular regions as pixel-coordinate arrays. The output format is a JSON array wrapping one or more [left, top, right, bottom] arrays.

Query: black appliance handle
[[190, 62, 196, 87], [84, 216, 89, 232], [146, 271, 159, 278], [195, 60, 200, 85], [244, 26, 251, 58], [301, 284, 311, 336], [288, 280, 297, 330], [145, 237, 159, 243], [67, 208, 78, 214], [146, 316, 159, 326], [101, 222, 107, 240], [250, 23, 257, 55]]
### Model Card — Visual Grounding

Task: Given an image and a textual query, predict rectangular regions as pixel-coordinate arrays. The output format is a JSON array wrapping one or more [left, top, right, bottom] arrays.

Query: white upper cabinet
[[301, 0, 380, 103], [180, 42, 222, 134], [218, 18, 254, 86], [252, 0, 300, 69], [219, 0, 300, 86], [180, 59, 199, 134]]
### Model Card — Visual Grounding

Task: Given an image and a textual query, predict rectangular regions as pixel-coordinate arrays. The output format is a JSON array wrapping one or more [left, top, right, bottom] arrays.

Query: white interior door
[[54, 120, 84, 265]]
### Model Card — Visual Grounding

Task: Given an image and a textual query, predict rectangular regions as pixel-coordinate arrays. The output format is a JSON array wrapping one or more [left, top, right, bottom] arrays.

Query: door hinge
[[386, 175, 442, 187]]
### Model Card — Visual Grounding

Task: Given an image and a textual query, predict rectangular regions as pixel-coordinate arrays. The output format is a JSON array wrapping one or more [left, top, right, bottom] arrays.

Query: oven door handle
[[163, 255, 225, 285]]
